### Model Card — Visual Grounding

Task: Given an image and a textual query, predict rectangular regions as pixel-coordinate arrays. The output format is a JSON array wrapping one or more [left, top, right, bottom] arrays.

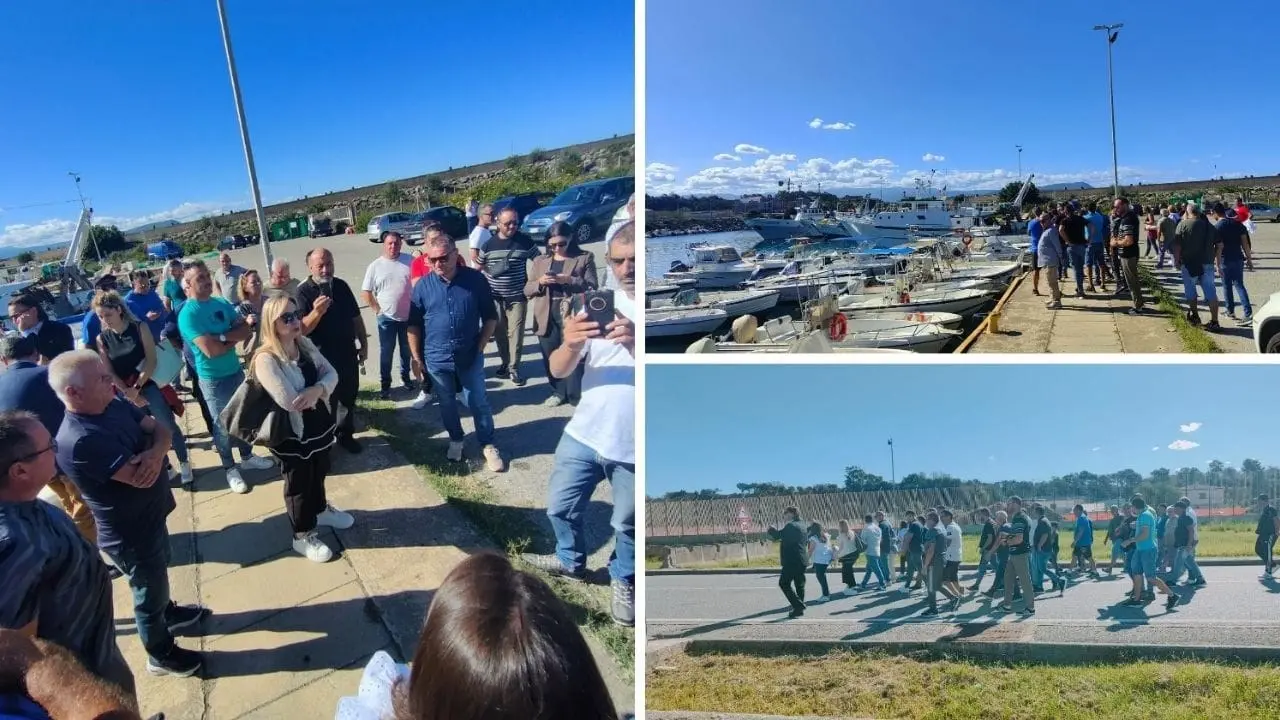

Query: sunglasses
[[279, 310, 302, 324], [426, 251, 454, 265], [15, 439, 57, 463], [607, 255, 636, 266]]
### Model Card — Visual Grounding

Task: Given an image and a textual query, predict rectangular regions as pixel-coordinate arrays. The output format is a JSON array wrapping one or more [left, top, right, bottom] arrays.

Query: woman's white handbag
[[150, 338, 184, 387]]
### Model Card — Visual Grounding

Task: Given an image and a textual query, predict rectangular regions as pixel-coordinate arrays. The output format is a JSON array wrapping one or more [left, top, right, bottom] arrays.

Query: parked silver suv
[[367, 211, 426, 245], [1245, 202, 1280, 223]]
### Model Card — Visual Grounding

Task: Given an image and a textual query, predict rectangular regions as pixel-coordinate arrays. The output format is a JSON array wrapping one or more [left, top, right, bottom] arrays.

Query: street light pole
[[888, 438, 896, 484], [1016, 145, 1023, 180], [1093, 23, 1123, 199], [215, 0, 272, 269]]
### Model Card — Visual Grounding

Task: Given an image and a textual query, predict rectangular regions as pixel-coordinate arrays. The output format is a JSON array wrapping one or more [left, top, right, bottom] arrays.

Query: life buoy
[[828, 313, 848, 342], [899, 291, 911, 304], [962, 234, 974, 247]]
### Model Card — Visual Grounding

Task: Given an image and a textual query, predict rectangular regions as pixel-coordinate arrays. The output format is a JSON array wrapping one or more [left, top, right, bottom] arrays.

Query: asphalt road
[[648, 565, 1280, 641]]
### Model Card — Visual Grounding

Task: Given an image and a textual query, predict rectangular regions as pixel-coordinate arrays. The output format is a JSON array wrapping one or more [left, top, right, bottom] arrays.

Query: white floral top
[[334, 651, 410, 720]]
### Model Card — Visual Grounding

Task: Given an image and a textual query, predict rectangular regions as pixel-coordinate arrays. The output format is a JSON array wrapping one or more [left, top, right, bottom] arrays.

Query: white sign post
[[737, 506, 751, 563]]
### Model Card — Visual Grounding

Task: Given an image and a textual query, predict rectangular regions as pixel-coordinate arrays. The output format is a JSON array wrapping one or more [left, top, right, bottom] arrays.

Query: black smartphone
[[583, 289, 615, 331]]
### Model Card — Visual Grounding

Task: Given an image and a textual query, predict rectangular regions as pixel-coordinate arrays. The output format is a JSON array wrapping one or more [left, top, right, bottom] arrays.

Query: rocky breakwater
[[646, 212, 747, 237]]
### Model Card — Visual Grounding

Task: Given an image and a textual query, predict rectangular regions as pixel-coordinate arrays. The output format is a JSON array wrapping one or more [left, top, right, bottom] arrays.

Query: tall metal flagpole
[[215, 0, 273, 268], [1094, 23, 1123, 199], [888, 438, 896, 484]]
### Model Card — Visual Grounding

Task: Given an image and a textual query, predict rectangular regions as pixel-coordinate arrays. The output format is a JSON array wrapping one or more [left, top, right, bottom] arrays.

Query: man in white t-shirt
[[467, 204, 493, 268], [601, 194, 634, 291], [532, 221, 636, 627], [360, 232, 415, 400], [465, 197, 479, 236], [941, 509, 964, 602]]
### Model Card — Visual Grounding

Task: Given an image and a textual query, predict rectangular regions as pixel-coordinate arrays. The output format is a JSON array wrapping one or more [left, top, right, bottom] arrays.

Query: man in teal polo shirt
[[177, 264, 274, 494]]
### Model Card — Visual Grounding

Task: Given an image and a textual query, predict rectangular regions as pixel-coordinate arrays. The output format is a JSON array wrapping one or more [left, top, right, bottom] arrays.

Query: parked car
[[490, 192, 553, 225], [1253, 292, 1280, 352], [1245, 202, 1280, 222], [520, 176, 634, 247], [309, 216, 333, 238], [366, 206, 468, 246], [217, 234, 251, 250], [146, 240, 184, 261]]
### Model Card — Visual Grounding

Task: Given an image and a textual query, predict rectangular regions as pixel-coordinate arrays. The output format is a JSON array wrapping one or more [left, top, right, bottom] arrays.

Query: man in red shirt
[[409, 222, 445, 284], [1235, 197, 1251, 225]]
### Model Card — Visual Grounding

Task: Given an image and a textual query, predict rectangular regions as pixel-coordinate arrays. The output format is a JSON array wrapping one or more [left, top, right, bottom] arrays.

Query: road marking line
[[647, 617, 1280, 627]]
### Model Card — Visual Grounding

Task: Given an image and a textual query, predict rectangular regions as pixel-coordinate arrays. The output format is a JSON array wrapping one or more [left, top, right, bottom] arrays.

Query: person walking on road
[[833, 519, 861, 593], [875, 511, 895, 587], [1028, 211, 1044, 295], [969, 507, 998, 592], [1120, 495, 1179, 610], [361, 232, 416, 400], [1173, 202, 1221, 329], [901, 511, 925, 593], [526, 221, 598, 407], [476, 208, 537, 385], [1208, 201, 1254, 325], [921, 512, 958, 615], [767, 507, 808, 618], [983, 510, 1012, 598], [1156, 206, 1178, 270], [1037, 213, 1064, 309], [467, 204, 494, 269], [859, 515, 887, 590], [1256, 494, 1279, 577], [1000, 497, 1035, 615], [1165, 500, 1205, 587], [1111, 197, 1145, 314], [1071, 504, 1097, 577], [940, 509, 964, 602], [807, 523, 834, 601], [1103, 504, 1125, 576], [1032, 505, 1064, 595]]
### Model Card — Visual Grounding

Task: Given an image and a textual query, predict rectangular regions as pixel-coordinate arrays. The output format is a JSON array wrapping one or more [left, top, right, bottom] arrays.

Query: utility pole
[[215, 0, 273, 268], [1093, 23, 1124, 199], [1016, 145, 1023, 179], [67, 172, 102, 262], [888, 438, 896, 484]]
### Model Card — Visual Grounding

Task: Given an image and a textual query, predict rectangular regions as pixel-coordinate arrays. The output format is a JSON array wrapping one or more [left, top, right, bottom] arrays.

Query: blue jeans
[[546, 433, 635, 583], [198, 370, 253, 468], [1166, 545, 1204, 584], [1034, 549, 1060, 589], [1087, 243, 1106, 273], [973, 552, 994, 584], [991, 552, 1008, 592], [426, 356, 494, 446], [877, 554, 891, 584], [1221, 258, 1252, 317], [141, 382, 188, 464], [103, 525, 174, 660], [376, 316, 412, 392], [1068, 244, 1087, 293], [860, 554, 887, 587], [1180, 266, 1218, 303]]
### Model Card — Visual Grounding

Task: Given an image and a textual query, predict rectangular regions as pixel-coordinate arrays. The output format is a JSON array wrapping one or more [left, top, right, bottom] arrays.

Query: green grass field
[[647, 650, 1280, 719], [648, 521, 1261, 570]]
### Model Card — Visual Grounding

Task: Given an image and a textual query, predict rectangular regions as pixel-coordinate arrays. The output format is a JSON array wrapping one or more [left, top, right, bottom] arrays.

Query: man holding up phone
[[1111, 197, 1145, 314], [536, 222, 636, 627]]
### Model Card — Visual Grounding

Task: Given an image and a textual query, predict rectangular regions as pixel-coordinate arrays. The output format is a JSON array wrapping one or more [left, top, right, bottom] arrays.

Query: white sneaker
[[226, 468, 249, 494], [446, 441, 464, 462], [239, 454, 275, 471], [316, 504, 354, 530], [292, 532, 333, 563], [483, 445, 505, 473], [179, 462, 194, 486], [410, 390, 431, 410], [543, 395, 565, 407]]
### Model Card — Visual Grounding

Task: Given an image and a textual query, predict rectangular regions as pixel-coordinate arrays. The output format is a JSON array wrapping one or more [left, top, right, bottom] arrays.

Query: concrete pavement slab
[[199, 550, 358, 639], [240, 646, 394, 720]]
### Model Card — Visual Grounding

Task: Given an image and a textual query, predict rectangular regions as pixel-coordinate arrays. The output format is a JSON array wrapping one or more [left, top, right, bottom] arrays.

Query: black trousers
[[325, 350, 361, 437], [840, 555, 859, 588], [1257, 535, 1276, 571], [537, 312, 582, 404], [279, 449, 331, 534], [779, 563, 806, 612]]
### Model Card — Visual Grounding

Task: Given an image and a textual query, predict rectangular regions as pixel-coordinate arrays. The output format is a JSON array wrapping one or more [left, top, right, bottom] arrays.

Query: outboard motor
[[668, 260, 692, 273]]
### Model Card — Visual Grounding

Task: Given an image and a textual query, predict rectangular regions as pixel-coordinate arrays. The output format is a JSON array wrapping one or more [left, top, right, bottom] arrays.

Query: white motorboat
[[646, 278, 696, 302], [746, 270, 866, 304], [701, 315, 957, 353], [646, 306, 728, 338], [663, 244, 785, 289], [853, 310, 964, 330], [650, 287, 781, 318], [838, 287, 993, 318]]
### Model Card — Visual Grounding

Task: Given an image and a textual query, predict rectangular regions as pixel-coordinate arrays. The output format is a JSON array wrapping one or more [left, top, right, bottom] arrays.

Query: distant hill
[[124, 219, 181, 235], [1039, 181, 1095, 192]]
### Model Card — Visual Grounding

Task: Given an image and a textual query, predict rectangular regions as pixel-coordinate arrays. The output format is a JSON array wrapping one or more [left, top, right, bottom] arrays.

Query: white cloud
[[734, 143, 769, 155], [808, 118, 855, 131], [1091, 447, 1101, 452], [1152, 446, 1160, 451], [713, 153, 741, 162], [1180, 422, 1202, 433], [1168, 440, 1200, 451], [645, 162, 679, 184], [0, 200, 242, 250], [987, 455, 996, 461], [922, 153, 946, 162]]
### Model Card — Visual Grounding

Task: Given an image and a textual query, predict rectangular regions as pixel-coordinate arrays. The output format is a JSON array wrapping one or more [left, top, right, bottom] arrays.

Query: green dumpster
[[269, 217, 310, 242]]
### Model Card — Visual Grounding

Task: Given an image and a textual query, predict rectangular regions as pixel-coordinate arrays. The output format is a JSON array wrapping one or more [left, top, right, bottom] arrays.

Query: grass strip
[[1139, 266, 1222, 353], [647, 649, 1280, 719], [356, 391, 633, 679], [649, 524, 1261, 570]]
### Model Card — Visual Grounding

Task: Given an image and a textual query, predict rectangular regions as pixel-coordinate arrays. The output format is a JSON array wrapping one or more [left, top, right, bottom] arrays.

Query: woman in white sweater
[[251, 294, 353, 563]]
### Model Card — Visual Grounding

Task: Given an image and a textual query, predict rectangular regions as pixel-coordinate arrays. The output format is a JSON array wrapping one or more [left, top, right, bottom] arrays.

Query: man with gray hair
[[535, 222, 636, 625], [49, 350, 206, 677], [1173, 201, 1221, 329], [476, 208, 537, 385], [407, 231, 503, 471], [268, 257, 300, 299], [213, 251, 246, 304]]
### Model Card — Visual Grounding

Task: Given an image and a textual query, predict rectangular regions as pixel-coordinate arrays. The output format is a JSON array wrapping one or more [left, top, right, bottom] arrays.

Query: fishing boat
[[650, 287, 781, 318], [838, 286, 993, 318], [698, 299, 956, 353], [646, 306, 729, 338], [853, 310, 964, 330], [662, 244, 786, 289], [646, 278, 696, 302]]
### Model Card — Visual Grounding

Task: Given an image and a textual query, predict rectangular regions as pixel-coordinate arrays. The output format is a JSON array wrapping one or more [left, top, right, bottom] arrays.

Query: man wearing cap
[[1208, 202, 1253, 325], [1172, 202, 1221, 330]]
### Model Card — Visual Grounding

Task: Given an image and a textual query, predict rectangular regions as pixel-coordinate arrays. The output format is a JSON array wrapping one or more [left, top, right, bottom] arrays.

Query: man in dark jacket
[[767, 506, 808, 617], [1173, 202, 1221, 329], [6, 296, 73, 364]]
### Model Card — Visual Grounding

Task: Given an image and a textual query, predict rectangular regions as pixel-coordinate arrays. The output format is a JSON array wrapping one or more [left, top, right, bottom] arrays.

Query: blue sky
[[645, 0, 1279, 197], [646, 364, 1278, 496], [0, 0, 634, 251]]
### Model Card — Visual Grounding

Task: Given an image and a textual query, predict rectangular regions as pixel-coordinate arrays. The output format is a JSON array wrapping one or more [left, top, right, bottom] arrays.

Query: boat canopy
[[693, 245, 744, 264]]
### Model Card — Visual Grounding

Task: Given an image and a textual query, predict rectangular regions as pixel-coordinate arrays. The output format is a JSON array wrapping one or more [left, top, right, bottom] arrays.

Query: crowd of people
[[766, 492, 1280, 620], [1028, 196, 1258, 329], [0, 200, 636, 718]]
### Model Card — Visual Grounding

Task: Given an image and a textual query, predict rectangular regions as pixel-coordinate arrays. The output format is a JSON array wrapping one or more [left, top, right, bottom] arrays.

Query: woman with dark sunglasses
[[524, 222, 598, 407]]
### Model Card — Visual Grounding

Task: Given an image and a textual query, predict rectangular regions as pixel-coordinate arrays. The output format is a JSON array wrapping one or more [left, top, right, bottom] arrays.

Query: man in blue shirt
[[48, 350, 207, 677], [406, 232, 502, 471], [1027, 212, 1043, 295], [1071, 504, 1097, 576], [0, 334, 97, 546], [123, 270, 168, 342], [177, 263, 275, 493], [1082, 202, 1110, 291], [1208, 202, 1253, 324], [1119, 494, 1179, 610], [0, 411, 136, 702]]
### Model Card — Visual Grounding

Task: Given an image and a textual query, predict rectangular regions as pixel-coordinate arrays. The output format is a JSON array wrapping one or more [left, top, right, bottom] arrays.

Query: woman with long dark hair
[[524, 220, 598, 406]]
